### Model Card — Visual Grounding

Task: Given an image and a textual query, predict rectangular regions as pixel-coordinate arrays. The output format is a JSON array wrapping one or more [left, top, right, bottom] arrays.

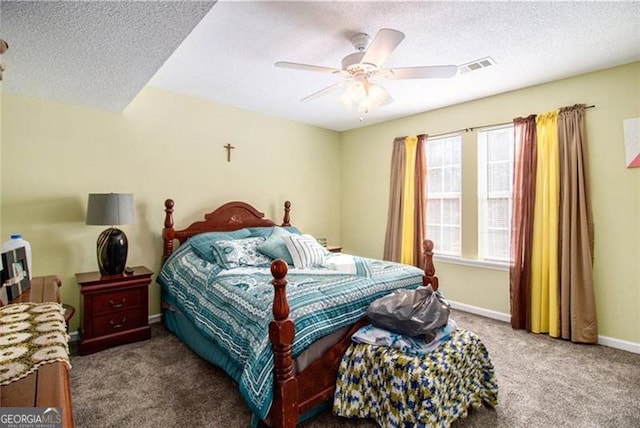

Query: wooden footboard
[[268, 239, 437, 428]]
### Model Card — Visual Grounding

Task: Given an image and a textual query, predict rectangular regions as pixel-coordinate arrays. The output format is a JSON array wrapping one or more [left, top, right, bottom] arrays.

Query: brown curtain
[[557, 104, 598, 343], [412, 134, 428, 267], [510, 115, 537, 330], [383, 137, 406, 262]]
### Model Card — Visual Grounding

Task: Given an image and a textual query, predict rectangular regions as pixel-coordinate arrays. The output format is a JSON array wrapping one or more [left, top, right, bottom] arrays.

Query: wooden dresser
[[0, 275, 74, 428]]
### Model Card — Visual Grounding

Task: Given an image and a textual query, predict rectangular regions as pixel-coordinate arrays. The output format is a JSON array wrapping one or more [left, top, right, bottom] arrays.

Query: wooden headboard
[[162, 199, 291, 263]]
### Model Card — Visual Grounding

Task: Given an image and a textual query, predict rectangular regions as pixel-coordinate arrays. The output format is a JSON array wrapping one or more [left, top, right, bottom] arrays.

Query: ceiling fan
[[275, 28, 458, 114]]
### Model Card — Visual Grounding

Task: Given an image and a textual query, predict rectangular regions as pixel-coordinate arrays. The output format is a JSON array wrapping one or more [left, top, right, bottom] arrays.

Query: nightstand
[[76, 266, 153, 355], [326, 245, 343, 253]]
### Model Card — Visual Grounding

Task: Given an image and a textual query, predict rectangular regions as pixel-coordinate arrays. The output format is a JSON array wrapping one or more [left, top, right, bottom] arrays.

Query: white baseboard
[[597, 336, 640, 354], [448, 300, 640, 355], [448, 300, 512, 323]]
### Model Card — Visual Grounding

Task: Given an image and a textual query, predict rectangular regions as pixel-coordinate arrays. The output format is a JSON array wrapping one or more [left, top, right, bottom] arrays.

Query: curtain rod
[[427, 104, 595, 139]]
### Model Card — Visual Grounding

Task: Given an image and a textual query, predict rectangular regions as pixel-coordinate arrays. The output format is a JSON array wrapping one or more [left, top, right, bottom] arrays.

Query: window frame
[[425, 133, 463, 257], [477, 124, 515, 262]]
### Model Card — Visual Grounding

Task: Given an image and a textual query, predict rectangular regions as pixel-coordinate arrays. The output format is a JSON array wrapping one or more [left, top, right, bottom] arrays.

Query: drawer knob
[[109, 317, 126, 329], [108, 298, 127, 309]]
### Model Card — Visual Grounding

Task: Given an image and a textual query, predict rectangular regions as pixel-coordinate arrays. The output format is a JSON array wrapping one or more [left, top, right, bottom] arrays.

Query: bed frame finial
[[282, 201, 291, 227], [422, 239, 439, 291], [269, 259, 298, 428], [162, 199, 176, 264], [271, 259, 289, 320]]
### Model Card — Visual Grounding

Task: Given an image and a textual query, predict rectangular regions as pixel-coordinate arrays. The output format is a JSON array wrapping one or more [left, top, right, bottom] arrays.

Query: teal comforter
[[157, 243, 424, 420]]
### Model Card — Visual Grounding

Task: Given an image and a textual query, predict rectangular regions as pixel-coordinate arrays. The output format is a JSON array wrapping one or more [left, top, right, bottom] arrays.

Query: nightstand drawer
[[92, 289, 143, 316], [92, 308, 146, 337]]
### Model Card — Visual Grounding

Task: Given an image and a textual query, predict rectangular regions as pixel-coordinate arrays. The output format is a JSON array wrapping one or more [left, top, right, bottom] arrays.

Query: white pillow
[[281, 234, 329, 268]]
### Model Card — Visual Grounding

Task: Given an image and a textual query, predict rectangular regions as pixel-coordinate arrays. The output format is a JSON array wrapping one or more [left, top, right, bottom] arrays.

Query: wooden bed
[[161, 199, 438, 428]]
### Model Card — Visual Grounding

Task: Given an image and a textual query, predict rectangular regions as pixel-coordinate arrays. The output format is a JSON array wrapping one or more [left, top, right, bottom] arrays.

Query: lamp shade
[[86, 193, 136, 226], [86, 193, 135, 276]]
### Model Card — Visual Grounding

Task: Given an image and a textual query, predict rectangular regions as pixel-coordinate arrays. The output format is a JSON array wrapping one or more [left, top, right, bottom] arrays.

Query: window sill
[[433, 255, 509, 272]]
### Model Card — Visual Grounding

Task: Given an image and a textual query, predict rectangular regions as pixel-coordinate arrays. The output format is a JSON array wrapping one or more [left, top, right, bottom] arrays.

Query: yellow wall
[[341, 62, 640, 344], [1, 87, 341, 331]]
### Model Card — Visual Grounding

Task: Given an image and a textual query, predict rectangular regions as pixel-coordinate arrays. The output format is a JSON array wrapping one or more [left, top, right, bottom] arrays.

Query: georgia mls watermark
[[0, 407, 62, 428]]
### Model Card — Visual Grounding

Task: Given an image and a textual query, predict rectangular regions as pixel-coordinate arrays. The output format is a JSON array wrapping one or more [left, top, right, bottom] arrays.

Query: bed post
[[269, 259, 298, 428], [281, 201, 291, 227], [162, 199, 176, 264], [423, 239, 439, 291]]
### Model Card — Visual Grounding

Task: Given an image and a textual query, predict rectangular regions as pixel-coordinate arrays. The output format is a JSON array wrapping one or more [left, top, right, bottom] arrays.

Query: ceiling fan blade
[[301, 81, 346, 102], [360, 28, 405, 67], [275, 61, 341, 74], [386, 65, 458, 79]]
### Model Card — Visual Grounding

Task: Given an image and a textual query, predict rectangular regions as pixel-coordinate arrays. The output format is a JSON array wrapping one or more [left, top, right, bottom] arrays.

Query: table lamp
[[86, 193, 136, 275]]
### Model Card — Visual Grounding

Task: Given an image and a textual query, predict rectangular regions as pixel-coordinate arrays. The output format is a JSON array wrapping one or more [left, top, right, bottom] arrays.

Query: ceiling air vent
[[458, 57, 496, 74]]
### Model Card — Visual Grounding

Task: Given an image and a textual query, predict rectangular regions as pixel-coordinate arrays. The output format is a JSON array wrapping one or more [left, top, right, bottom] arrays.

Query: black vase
[[96, 227, 128, 276]]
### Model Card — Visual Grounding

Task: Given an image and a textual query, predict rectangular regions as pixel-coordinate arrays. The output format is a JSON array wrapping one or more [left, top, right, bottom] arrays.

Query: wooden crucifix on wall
[[224, 143, 235, 162]]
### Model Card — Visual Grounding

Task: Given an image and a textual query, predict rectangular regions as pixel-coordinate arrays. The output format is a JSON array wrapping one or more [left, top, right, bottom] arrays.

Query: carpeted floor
[[69, 310, 640, 427]]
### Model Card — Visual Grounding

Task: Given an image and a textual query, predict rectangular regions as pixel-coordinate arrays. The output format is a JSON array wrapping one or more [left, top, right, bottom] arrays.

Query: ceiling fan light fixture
[[346, 81, 366, 99], [366, 84, 388, 106], [358, 83, 388, 114], [338, 80, 389, 114]]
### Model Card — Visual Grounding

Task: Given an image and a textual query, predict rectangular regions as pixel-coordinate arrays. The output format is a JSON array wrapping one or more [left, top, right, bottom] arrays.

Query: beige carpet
[[69, 310, 640, 427]]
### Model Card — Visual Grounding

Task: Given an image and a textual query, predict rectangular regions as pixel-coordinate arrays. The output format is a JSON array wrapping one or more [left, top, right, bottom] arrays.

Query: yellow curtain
[[400, 136, 418, 264], [530, 111, 560, 336]]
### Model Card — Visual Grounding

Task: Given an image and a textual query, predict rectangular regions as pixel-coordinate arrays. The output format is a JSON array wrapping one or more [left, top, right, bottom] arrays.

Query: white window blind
[[478, 125, 515, 262], [426, 135, 462, 256]]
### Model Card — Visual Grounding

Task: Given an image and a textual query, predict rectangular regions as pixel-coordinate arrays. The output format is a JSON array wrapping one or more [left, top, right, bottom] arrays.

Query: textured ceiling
[[0, 1, 215, 111], [2, 1, 640, 131]]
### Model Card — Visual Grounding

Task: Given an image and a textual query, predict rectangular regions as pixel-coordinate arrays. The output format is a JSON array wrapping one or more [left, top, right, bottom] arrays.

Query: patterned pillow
[[281, 234, 329, 268], [256, 227, 295, 265], [188, 229, 253, 264], [211, 237, 271, 269]]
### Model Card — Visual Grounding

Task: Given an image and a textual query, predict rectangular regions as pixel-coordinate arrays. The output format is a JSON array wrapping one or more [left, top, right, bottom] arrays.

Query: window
[[478, 125, 515, 262], [426, 134, 462, 256]]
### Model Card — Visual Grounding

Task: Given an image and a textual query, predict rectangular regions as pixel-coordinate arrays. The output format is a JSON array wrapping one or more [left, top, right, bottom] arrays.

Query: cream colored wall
[[341, 62, 640, 344], [0, 87, 341, 331]]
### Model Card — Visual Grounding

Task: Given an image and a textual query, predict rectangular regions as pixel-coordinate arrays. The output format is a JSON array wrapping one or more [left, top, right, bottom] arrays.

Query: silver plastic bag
[[366, 285, 451, 341]]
